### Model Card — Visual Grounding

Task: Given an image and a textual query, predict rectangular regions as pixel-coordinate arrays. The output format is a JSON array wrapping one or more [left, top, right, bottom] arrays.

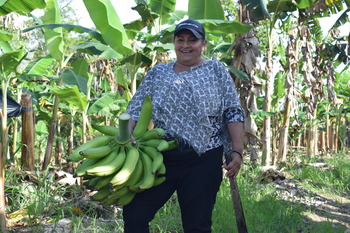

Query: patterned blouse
[[126, 59, 245, 155]]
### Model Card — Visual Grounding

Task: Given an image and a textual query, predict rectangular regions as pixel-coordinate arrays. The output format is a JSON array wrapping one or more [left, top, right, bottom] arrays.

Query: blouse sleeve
[[217, 61, 245, 124]]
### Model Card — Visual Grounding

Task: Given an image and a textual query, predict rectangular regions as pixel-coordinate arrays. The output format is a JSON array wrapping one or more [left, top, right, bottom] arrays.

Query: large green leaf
[[0, 29, 12, 41], [267, 0, 297, 13], [120, 53, 152, 67], [0, 41, 12, 52], [53, 85, 88, 111], [61, 69, 88, 95], [243, 0, 270, 22], [188, 0, 225, 20], [0, 0, 46, 16], [87, 92, 125, 115], [41, 0, 64, 63], [226, 66, 250, 82], [201, 20, 252, 35], [23, 24, 105, 44], [72, 42, 123, 59], [149, 0, 176, 24], [25, 56, 54, 75], [71, 58, 89, 80], [0, 49, 25, 75], [83, 0, 132, 55]]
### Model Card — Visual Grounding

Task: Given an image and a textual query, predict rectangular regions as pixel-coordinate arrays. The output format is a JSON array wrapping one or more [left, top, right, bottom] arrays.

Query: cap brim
[[174, 28, 203, 39]]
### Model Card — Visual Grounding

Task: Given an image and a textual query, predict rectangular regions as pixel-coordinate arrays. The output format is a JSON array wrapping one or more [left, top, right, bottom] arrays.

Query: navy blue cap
[[174, 19, 205, 39]]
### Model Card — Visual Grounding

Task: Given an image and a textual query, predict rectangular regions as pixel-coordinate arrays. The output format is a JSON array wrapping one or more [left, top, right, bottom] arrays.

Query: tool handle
[[224, 153, 248, 233]]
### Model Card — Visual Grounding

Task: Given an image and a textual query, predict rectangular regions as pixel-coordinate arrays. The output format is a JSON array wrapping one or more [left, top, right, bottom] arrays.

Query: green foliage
[[83, 0, 132, 55], [0, 0, 46, 16], [188, 0, 225, 20]]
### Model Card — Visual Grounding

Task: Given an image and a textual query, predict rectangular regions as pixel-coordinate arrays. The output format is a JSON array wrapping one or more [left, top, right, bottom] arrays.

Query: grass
[[4, 151, 350, 232]]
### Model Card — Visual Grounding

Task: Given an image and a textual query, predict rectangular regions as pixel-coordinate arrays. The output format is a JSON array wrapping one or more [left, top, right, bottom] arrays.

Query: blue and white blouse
[[126, 59, 245, 155]]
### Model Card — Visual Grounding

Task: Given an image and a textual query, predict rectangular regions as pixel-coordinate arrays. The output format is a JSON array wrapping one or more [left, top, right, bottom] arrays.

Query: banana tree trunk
[[10, 120, 18, 156], [262, 40, 274, 166], [42, 74, 62, 170], [278, 98, 291, 162], [0, 79, 8, 231], [21, 93, 35, 170], [278, 33, 298, 163]]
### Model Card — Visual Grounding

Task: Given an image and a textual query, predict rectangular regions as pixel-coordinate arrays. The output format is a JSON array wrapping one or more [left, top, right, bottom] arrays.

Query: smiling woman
[[122, 18, 245, 233]]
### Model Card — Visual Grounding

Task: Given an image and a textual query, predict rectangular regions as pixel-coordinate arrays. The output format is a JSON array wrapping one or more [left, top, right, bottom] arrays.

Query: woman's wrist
[[230, 150, 243, 160]]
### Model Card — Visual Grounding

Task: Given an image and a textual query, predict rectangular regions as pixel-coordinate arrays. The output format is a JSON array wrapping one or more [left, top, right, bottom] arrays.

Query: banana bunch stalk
[[69, 96, 178, 207]]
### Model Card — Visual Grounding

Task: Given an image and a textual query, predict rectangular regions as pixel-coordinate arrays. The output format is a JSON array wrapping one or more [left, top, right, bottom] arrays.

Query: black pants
[[123, 145, 224, 233]]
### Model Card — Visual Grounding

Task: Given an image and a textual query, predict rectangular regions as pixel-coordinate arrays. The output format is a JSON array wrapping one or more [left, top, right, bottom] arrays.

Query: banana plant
[[0, 48, 26, 231]]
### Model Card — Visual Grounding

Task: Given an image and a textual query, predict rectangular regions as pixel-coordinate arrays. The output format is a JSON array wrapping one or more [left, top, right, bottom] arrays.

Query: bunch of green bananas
[[68, 96, 178, 207]]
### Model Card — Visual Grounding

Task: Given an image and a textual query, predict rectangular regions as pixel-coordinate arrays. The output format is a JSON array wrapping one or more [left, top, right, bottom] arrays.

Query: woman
[[124, 19, 245, 233]]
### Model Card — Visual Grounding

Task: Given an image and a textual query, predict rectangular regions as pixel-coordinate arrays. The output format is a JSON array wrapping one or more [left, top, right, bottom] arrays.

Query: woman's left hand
[[222, 152, 242, 178]]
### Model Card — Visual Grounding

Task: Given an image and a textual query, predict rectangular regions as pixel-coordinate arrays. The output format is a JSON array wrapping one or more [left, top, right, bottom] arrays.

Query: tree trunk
[[328, 122, 334, 152], [21, 93, 35, 170], [320, 130, 326, 153], [42, 93, 60, 170], [262, 41, 274, 166], [42, 72, 62, 170], [10, 121, 18, 156], [278, 99, 291, 162], [0, 81, 8, 231]]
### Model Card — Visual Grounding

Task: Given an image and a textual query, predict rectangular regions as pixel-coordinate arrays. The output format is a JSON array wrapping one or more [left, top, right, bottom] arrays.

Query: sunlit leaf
[[0, 29, 12, 41], [53, 85, 88, 111], [72, 42, 123, 59], [26, 56, 54, 76], [0, 49, 25, 75], [23, 24, 105, 44], [88, 92, 125, 114], [149, 0, 176, 24], [0, 0, 46, 16], [41, 0, 64, 63], [188, 0, 225, 20], [83, 0, 132, 55]]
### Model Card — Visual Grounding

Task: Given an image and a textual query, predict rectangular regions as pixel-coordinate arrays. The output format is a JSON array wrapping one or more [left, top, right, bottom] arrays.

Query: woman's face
[[173, 30, 206, 66]]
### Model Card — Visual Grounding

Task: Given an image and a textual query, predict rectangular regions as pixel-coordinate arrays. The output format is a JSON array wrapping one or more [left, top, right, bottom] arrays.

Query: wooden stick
[[225, 154, 248, 233]]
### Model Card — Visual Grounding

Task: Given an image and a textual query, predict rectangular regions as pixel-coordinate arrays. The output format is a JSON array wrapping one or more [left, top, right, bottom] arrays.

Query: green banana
[[138, 139, 169, 152], [92, 186, 112, 201], [132, 95, 153, 139], [140, 145, 164, 174], [138, 139, 162, 148], [92, 124, 119, 136], [74, 158, 99, 177], [156, 140, 169, 152], [68, 135, 114, 162], [107, 186, 129, 200], [79, 144, 115, 159], [164, 140, 179, 151], [85, 146, 126, 176], [129, 151, 155, 191], [84, 176, 103, 189], [101, 193, 119, 206], [156, 162, 166, 175], [109, 144, 140, 186], [116, 190, 136, 207], [94, 174, 116, 190], [139, 128, 165, 141], [112, 159, 143, 191], [153, 176, 166, 187]]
